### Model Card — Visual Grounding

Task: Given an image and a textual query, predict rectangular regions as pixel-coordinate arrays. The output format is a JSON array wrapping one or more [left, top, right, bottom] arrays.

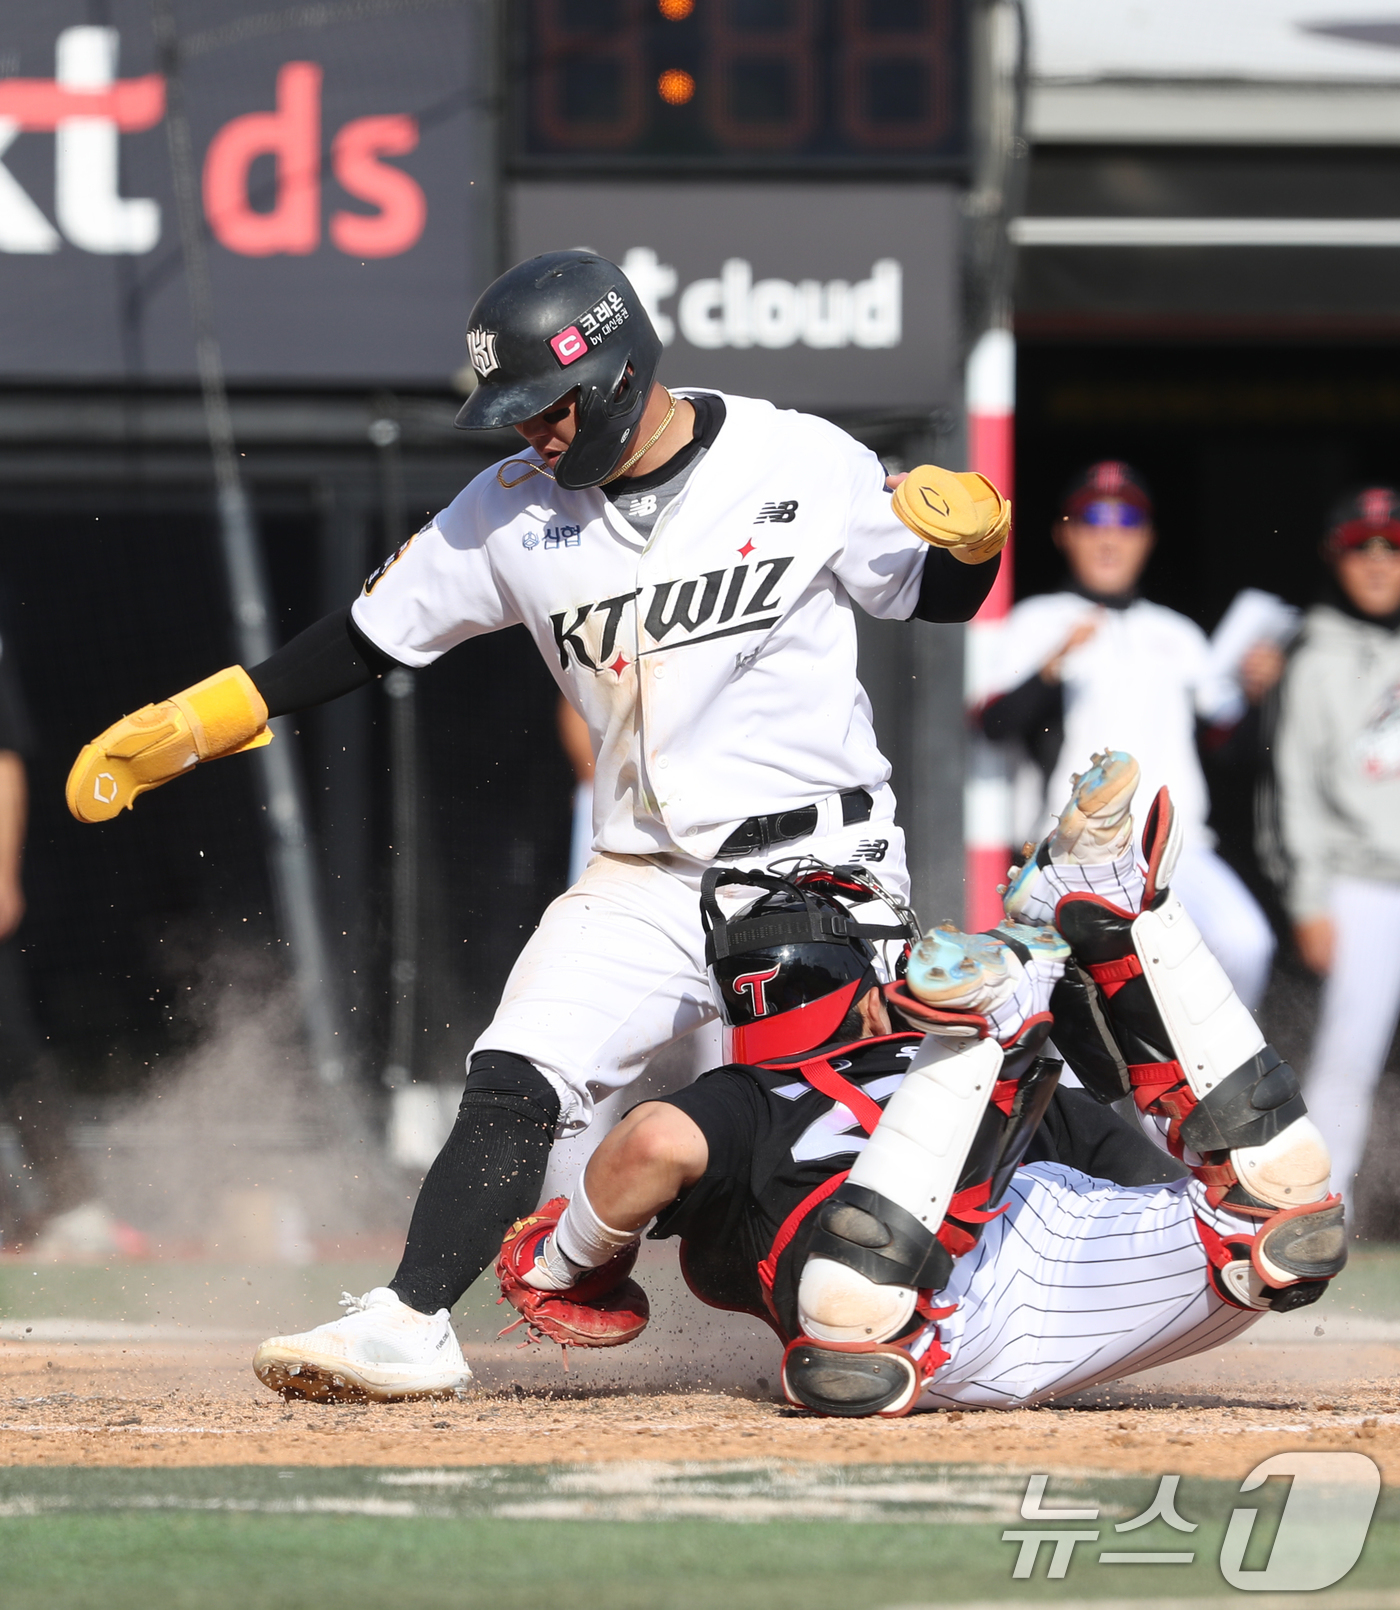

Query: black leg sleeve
[[388, 1051, 561, 1315]]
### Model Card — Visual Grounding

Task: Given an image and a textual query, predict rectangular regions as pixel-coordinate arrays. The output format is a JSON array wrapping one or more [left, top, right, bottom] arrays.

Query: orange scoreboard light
[[509, 0, 968, 174]]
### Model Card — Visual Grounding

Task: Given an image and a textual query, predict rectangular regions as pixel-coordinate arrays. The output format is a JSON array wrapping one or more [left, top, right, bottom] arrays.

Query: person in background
[[976, 460, 1280, 1007], [0, 633, 141, 1258], [1276, 487, 1400, 1202]]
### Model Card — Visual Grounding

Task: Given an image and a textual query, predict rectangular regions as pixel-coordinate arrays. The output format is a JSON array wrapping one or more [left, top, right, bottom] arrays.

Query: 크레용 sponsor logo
[[550, 325, 588, 366], [755, 500, 798, 524], [549, 555, 793, 674], [577, 287, 630, 345], [466, 327, 499, 377], [550, 290, 631, 367]]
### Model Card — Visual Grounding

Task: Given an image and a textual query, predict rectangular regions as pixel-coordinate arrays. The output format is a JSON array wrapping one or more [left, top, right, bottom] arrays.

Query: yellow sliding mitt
[[66, 665, 271, 823], [892, 465, 1011, 565]]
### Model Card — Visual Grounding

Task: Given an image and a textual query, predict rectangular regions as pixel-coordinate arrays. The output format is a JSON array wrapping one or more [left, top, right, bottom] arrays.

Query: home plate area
[[1, 1250, 1399, 1608]]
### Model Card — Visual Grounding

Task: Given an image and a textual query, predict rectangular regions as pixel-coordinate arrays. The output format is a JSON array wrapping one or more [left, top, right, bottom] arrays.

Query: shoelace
[[338, 1290, 370, 1314]]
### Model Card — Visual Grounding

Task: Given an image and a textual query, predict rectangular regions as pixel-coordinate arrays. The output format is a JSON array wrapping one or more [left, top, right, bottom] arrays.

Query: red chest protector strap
[[755, 1045, 894, 1314], [757, 1170, 850, 1309], [792, 1055, 886, 1135]]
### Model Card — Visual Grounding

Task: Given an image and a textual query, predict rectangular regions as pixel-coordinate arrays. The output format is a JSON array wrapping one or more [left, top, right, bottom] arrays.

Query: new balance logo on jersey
[[755, 500, 798, 524], [733, 965, 781, 1016], [851, 838, 889, 863], [623, 494, 658, 520], [549, 556, 794, 673]]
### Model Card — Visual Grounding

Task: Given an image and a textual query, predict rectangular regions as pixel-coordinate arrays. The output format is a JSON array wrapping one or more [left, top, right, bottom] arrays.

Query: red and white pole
[[963, 327, 1015, 932]]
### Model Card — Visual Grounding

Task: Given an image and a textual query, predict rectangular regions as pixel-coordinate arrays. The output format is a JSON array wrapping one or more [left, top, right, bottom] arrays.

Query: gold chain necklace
[[604, 390, 676, 483]]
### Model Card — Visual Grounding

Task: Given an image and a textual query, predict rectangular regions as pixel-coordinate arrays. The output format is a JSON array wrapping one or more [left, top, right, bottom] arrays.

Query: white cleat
[[905, 922, 1066, 1045], [253, 1287, 471, 1402], [1050, 749, 1139, 864], [1003, 750, 1146, 926]]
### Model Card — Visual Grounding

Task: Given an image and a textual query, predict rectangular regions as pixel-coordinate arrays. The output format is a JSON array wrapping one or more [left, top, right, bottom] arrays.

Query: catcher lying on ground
[[497, 753, 1346, 1417]]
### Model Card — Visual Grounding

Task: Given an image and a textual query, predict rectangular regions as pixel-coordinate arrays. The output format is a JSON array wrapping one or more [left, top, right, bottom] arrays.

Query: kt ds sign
[[0, 3, 490, 382]]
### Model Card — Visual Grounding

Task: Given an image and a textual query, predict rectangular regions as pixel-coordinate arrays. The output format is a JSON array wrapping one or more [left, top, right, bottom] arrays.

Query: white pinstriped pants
[[912, 1162, 1261, 1410]]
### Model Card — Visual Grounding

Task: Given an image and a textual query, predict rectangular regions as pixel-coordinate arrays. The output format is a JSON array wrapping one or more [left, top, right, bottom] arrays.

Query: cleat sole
[[252, 1344, 470, 1403]]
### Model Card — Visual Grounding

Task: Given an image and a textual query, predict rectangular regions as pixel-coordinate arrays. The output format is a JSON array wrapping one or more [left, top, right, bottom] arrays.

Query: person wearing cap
[[975, 460, 1278, 1008], [63, 249, 1007, 1400], [1275, 487, 1400, 1202]]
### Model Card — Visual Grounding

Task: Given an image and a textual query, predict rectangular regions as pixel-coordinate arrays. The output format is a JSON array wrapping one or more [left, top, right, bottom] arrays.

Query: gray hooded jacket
[[1276, 603, 1400, 919]]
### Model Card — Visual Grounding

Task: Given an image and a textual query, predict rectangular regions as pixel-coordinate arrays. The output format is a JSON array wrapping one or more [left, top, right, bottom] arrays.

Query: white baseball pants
[[1302, 874, 1400, 1198], [913, 1162, 1261, 1410], [473, 786, 908, 1132], [1171, 846, 1276, 1011]]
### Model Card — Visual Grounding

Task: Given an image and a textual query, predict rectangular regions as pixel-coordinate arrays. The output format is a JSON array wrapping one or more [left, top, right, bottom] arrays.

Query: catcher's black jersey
[[648, 1033, 1182, 1340], [649, 1033, 920, 1338]]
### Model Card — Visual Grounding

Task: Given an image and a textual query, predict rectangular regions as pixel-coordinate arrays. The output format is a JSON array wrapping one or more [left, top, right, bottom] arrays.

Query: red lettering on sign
[[202, 62, 321, 257], [0, 74, 164, 131], [330, 114, 426, 258]]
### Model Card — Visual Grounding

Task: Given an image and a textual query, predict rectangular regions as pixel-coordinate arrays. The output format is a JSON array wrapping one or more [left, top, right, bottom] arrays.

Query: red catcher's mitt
[[495, 1196, 650, 1347]]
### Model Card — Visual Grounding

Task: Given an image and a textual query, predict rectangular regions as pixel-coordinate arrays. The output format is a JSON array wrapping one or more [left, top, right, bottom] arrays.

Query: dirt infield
[[3, 1246, 1398, 1481], [2, 1326, 1397, 1480]]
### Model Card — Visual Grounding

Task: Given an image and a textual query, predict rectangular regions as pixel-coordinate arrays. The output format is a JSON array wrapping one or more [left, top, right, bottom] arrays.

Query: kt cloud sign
[[512, 182, 960, 413], [0, 3, 489, 382]]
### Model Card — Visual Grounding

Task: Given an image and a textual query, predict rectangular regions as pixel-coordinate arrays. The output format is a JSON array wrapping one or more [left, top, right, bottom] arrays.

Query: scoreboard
[[508, 0, 967, 174]]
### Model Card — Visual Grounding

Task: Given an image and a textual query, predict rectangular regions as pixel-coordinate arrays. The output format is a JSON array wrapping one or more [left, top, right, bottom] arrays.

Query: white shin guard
[[796, 1036, 1003, 1344], [1130, 892, 1331, 1212]]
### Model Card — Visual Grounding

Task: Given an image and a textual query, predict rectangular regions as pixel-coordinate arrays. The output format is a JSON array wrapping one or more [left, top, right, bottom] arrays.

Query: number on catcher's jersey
[[774, 1071, 905, 1163]]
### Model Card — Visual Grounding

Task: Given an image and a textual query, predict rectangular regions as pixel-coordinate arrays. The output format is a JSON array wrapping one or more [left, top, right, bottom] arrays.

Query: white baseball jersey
[[351, 391, 931, 863], [973, 593, 1244, 849]]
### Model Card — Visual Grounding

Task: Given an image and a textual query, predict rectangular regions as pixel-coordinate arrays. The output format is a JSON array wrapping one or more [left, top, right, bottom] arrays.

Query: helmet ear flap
[[554, 358, 651, 490], [609, 363, 638, 413]]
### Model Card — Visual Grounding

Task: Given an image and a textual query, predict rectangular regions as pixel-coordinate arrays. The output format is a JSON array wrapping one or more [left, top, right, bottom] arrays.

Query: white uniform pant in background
[[1302, 875, 1400, 1200], [914, 1163, 1260, 1410], [1171, 846, 1276, 1010], [474, 786, 907, 1133]]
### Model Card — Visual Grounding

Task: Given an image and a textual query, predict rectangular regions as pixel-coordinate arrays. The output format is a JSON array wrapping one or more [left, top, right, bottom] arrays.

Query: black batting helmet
[[701, 865, 917, 1065], [453, 251, 663, 490]]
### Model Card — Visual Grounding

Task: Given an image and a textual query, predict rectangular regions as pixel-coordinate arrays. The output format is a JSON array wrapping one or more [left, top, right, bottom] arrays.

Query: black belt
[[715, 788, 873, 860]]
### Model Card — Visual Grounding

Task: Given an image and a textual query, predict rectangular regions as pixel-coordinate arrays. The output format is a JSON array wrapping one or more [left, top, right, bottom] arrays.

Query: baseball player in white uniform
[[494, 753, 1346, 1416], [974, 462, 1277, 1008], [66, 250, 1007, 1400]]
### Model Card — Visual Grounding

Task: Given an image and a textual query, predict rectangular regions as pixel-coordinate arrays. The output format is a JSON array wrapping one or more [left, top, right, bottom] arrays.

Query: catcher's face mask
[[700, 864, 916, 1065]]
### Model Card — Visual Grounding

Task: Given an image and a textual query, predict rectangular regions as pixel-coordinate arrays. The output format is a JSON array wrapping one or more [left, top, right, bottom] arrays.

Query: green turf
[[0, 1463, 1394, 1609], [1330, 1244, 1400, 1319], [0, 1261, 507, 1340]]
